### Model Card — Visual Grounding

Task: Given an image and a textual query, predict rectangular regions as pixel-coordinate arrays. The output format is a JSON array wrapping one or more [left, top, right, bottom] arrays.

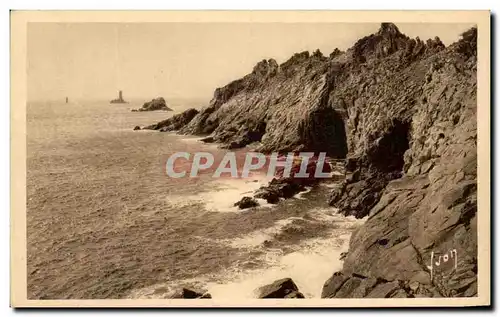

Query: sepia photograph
[[10, 10, 490, 307]]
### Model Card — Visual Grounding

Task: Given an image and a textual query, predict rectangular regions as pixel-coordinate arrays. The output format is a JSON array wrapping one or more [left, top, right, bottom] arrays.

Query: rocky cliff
[[321, 25, 477, 298], [145, 23, 478, 298]]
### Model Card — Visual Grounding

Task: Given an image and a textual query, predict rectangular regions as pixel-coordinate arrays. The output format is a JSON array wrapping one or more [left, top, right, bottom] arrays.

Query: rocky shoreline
[[138, 23, 477, 298]]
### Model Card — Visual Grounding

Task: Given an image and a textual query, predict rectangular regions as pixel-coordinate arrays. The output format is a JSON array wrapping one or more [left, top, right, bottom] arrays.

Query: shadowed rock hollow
[[144, 23, 478, 298]]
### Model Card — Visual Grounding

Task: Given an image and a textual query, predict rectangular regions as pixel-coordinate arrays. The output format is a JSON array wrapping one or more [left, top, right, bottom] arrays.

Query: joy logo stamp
[[427, 249, 458, 281]]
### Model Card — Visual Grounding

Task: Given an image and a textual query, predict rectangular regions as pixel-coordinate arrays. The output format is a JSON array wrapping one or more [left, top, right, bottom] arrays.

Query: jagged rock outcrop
[[254, 177, 307, 204], [329, 48, 343, 59], [256, 278, 305, 298], [133, 97, 173, 112], [322, 26, 477, 298], [234, 196, 259, 209], [179, 52, 348, 155], [169, 287, 212, 299], [248, 156, 332, 204], [143, 23, 478, 298], [143, 108, 199, 132], [177, 24, 451, 160]]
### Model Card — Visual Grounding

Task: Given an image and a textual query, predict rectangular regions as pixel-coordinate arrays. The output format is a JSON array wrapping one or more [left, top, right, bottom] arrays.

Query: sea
[[26, 98, 364, 299]]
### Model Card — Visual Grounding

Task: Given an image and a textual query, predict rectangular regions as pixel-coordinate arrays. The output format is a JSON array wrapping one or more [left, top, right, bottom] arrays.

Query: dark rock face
[[321, 272, 419, 298], [254, 177, 307, 204], [254, 186, 281, 204], [144, 108, 199, 132], [178, 53, 350, 155], [134, 97, 173, 112], [194, 24, 475, 299], [234, 196, 259, 209], [256, 278, 305, 298], [298, 106, 348, 158], [245, 155, 332, 204], [170, 288, 211, 299], [133, 126, 141, 131], [284, 291, 305, 298], [322, 26, 477, 298], [177, 23, 451, 159], [141, 23, 477, 299]]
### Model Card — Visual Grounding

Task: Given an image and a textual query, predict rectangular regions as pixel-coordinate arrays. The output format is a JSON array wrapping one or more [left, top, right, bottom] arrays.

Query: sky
[[27, 22, 474, 102]]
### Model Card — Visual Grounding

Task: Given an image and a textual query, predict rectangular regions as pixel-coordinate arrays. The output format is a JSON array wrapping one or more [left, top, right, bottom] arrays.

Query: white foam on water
[[305, 208, 363, 226], [295, 187, 312, 200], [205, 231, 353, 299], [166, 174, 274, 213], [322, 181, 343, 189], [178, 135, 210, 143], [203, 177, 270, 212], [203, 209, 365, 299], [177, 134, 225, 151], [129, 209, 365, 299], [225, 218, 300, 248]]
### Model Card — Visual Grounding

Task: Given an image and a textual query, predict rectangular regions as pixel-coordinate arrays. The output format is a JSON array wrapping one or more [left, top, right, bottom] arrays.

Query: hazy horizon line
[[26, 95, 211, 103], [28, 22, 475, 102]]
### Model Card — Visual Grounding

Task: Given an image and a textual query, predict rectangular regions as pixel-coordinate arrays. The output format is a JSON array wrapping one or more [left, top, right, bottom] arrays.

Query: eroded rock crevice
[[298, 107, 348, 158], [369, 119, 411, 173]]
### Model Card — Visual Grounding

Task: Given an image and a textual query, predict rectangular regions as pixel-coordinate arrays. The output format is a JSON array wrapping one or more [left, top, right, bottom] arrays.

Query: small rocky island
[[131, 97, 173, 112], [110, 90, 127, 104]]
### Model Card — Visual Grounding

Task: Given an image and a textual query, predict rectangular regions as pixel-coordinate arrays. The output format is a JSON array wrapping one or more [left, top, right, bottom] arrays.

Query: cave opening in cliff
[[371, 119, 411, 173], [300, 108, 348, 159], [329, 111, 348, 159], [247, 121, 267, 143]]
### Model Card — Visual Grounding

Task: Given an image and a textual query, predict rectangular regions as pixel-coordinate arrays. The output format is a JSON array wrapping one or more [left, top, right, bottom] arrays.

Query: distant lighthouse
[[110, 90, 127, 104]]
